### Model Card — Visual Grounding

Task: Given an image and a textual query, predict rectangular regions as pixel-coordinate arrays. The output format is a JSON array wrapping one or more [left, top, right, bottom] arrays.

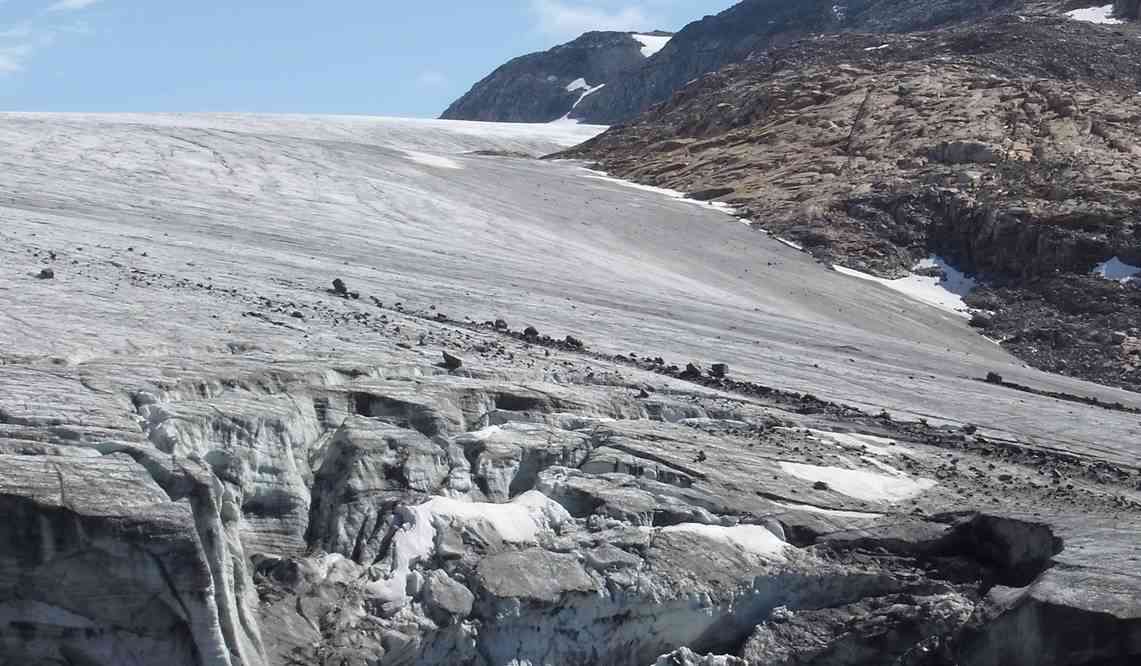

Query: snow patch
[[552, 81, 608, 125], [580, 168, 742, 217], [771, 501, 883, 519], [833, 256, 976, 317], [427, 491, 570, 544], [365, 491, 570, 605], [1093, 257, 1140, 283], [864, 44, 890, 51], [660, 523, 788, 561], [632, 33, 672, 58], [462, 425, 504, 441], [780, 461, 936, 503], [1065, 4, 1123, 24], [572, 83, 606, 108], [775, 237, 804, 252], [804, 429, 907, 457], [401, 150, 463, 170]]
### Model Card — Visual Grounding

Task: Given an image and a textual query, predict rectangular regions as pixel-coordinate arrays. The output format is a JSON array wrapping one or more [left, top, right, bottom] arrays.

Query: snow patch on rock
[[833, 256, 976, 318], [1065, 4, 1123, 24], [579, 168, 741, 217], [632, 33, 672, 58], [552, 81, 608, 125]]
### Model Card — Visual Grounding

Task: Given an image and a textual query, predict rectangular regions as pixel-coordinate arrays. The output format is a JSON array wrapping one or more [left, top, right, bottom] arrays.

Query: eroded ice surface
[[2, 113, 1140, 467]]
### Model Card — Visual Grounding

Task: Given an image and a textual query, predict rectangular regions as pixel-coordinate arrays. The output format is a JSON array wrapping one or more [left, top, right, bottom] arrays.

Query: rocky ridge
[[573, 0, 1063, 125], [447, 0, 1098, 126], [441, 31, 664, 123], [561, 13, 1141, 391]]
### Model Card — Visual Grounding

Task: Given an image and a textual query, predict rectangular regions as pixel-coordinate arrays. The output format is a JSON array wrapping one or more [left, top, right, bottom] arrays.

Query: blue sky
[[0, 1, 731, 116]]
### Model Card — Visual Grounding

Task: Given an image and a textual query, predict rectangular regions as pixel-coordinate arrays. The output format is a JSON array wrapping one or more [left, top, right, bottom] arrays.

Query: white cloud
[[530, 0, 655, 41], [47, 0, 102, 12]]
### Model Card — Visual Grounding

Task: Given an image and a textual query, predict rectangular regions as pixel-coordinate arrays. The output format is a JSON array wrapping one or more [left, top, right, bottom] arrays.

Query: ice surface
[[3, 112, 1141, 468], [1065, 4, 1123, 24], [402, 150, 463, 170], [632, 33, 672, 58], [779, 462, 937, 503], [834, 256, 976, 317]]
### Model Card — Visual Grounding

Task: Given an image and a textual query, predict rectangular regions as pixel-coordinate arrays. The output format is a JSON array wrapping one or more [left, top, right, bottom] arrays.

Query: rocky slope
[[2, 114, 1141, 665], [574, 0, 1065, 125], [440, 31, 667, 123], [448, 0, 1096, 126], [561, 13, 1141, 391]]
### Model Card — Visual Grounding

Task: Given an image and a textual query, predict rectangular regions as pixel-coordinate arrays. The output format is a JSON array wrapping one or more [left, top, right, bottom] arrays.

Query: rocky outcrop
[[441, 31, 651, 123], [563, 16, 1141, 275], [561, 15, 1141, 390], [1117, 0, 1141, 19], [740, 592, 976, 665], [574, 0, 1046, 124]]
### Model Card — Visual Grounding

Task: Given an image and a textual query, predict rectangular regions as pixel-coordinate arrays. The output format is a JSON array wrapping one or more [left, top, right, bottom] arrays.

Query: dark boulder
[[969, 312, 994, 329], [442, 352, 464, 371]]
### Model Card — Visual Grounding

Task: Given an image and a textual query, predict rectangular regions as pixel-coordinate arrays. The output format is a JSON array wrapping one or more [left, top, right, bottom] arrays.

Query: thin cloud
[[0, 44, 34, 73], [417, 70, 448, 88], [529, 0, 656, 41], [0, 24, 36, 40], [0, 13, 94, 77], [47, 0, 102, 12]]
